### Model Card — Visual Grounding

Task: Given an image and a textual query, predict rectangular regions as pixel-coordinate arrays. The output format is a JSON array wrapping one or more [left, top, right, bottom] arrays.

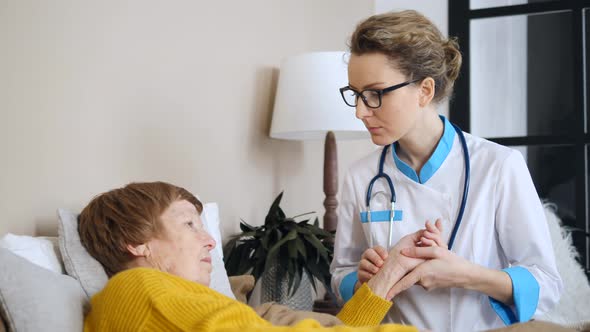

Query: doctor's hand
[[417, 219, 447, 248], [357, 245, 389, 285], [358, 219, 445, 288], [386, 246, 472, 299]]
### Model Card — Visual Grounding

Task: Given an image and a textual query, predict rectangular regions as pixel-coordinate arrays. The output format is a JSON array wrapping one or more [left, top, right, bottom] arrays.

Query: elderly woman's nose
[[201, 231, 216, 250]]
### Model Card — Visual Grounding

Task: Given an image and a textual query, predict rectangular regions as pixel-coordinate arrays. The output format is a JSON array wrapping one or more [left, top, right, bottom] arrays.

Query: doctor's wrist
[[456, 260, 482, 289], [463, 265, 513, 304]]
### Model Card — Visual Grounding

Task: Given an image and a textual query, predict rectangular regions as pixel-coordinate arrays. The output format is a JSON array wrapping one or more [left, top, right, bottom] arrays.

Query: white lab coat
[[331, 130, 563, 332]]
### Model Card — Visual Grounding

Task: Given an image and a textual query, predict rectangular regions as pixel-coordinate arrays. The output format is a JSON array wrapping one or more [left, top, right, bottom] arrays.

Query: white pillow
[[0, 233, 64, 274], [201, 203, 235, 299], [57, 203, 235, 299]]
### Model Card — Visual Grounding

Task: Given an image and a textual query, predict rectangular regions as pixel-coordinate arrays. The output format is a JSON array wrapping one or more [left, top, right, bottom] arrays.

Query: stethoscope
[[365, 122, 470, 251]]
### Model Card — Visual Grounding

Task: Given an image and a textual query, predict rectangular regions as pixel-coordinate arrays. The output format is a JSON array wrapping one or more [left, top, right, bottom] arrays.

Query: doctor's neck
[[395, 110, 444, 174]]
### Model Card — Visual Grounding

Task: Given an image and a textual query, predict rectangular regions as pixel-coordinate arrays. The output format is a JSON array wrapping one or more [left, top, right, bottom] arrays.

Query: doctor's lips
[[200, 257, 212, 264], [367, 126, 383, 133]]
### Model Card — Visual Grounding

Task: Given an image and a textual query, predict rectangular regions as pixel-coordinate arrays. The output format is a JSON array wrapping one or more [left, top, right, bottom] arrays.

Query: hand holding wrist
[[367, 262, 406, 300]]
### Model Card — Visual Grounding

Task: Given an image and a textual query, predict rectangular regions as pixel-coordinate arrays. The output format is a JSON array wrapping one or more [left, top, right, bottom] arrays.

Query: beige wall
[[0, 1, 376, 240]]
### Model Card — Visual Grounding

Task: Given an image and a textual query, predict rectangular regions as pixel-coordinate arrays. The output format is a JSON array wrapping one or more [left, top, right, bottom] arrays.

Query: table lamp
[[269, 51, 368, 234]]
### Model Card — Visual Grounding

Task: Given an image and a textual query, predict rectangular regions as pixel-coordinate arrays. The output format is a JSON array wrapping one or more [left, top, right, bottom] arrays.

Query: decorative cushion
[[57, 208, 108, 299], [0, 248, 87, 332], [57, 203, 235, 300]]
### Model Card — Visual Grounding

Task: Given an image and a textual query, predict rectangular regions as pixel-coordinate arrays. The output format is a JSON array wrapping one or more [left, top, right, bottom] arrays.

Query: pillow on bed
[[57, 208, 108, 299], [57, 203, 235, 300], [0, 233, 64, 274], [201, 203, 235, 299], [0, 248, 87, 332]]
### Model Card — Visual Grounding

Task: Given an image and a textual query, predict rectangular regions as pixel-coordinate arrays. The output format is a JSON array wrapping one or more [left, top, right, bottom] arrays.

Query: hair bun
[[443, 37, 462, 82]]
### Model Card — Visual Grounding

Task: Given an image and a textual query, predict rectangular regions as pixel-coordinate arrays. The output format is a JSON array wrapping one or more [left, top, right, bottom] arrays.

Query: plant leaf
[[289, 266, 303, 296], [304, 225, 332, 237], [295, 226, 312, 235], [239, 219, 257, 232], [265, 192, 286, 226], [295, 237, 306, 259], [306, 268, 319, 294], [303, 234, 329, 259], [260, 231, 270, 250], [292, 211, 316, 219], [287, 260, 296, 294], [287, 240, 297, 259], [265, 229, 297, 269]]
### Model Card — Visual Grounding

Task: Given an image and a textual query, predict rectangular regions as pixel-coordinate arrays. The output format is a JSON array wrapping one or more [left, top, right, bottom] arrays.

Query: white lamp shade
[[269, 52, 369, 140]]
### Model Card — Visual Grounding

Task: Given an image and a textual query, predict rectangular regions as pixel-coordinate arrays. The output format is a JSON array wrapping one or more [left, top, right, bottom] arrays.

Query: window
[[449, 0, 590, 279]]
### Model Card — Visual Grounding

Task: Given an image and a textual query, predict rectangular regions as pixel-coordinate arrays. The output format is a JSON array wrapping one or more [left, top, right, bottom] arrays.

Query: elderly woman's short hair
[[78, 181, 202, 277]]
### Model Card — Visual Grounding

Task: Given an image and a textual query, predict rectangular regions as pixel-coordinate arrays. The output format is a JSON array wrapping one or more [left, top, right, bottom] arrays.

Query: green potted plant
[[223, 192, 334, 310]]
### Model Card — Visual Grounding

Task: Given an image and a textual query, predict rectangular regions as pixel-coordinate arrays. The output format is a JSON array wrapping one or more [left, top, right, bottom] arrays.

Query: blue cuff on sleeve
[[489, 266, 540, 325], [340, 271, 358, 302]]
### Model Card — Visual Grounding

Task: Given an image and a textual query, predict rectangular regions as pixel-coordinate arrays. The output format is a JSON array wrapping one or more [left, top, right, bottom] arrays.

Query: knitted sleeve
[[150, 282, 416, 332], [86, 268, 417, 332]]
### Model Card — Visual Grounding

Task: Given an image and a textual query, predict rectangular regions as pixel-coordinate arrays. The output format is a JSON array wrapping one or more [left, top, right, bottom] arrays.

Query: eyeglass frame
[[339, 79, 422, 109]]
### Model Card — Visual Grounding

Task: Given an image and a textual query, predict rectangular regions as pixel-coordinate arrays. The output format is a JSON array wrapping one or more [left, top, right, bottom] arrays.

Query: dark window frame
[[449, 0, 590, 278]]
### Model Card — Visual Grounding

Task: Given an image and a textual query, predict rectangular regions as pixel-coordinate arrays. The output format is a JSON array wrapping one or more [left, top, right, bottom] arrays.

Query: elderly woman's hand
[[365, 230, 425, 300]]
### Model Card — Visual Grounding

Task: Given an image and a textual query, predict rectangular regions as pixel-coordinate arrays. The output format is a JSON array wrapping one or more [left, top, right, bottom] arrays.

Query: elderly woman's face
[[146, 199, 216, 285]]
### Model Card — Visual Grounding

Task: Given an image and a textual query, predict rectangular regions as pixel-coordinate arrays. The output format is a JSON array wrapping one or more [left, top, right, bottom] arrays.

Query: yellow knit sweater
[[84, 268, 417, 332]]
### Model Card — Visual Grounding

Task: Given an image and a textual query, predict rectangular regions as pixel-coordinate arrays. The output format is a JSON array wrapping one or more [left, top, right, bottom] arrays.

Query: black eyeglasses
[[339, 79, 422, 109]]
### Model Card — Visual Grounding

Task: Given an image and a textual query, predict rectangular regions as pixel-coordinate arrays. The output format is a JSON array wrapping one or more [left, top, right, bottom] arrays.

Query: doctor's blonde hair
[[349, 10, 462, 103]]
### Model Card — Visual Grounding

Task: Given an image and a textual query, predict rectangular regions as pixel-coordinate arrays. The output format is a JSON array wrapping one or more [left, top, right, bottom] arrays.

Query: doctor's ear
[[126, 243, 151, 257], [417, 77, 435, 107]]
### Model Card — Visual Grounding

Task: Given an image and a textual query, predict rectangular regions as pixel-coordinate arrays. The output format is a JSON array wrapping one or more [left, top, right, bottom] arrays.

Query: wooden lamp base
[[312, 131, 342, 315]]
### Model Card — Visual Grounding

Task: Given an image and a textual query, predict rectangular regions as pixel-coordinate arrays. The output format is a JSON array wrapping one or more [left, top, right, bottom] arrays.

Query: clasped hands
[[359, 220, 471, 301]]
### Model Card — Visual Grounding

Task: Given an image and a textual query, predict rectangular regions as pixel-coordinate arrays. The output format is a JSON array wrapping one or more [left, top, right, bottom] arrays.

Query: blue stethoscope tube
[[365, 123, 470, 251]]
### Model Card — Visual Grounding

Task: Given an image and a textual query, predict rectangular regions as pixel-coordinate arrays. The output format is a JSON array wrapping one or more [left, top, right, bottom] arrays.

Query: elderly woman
[[78, 181, 424, 331]]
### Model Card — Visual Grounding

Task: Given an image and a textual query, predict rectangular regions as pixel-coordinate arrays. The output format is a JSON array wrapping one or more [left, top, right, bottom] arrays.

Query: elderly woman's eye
[[185, 221, 194, 228]]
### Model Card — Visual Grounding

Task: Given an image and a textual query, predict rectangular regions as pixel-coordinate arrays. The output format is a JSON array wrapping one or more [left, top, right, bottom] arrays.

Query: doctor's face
[[348, 52, 422, 146], [146, 199, 216, 286]]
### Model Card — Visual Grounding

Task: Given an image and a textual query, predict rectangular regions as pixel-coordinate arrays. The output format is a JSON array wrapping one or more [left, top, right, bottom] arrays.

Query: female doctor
[[330, 10, 563, 332]]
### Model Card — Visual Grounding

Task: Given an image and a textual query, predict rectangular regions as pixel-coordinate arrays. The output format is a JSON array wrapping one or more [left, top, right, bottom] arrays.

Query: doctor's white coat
[[330, 130, 562, 332]]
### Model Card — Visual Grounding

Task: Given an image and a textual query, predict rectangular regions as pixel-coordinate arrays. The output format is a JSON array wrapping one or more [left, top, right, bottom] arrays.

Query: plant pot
[[260, 259, 313, 311]]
